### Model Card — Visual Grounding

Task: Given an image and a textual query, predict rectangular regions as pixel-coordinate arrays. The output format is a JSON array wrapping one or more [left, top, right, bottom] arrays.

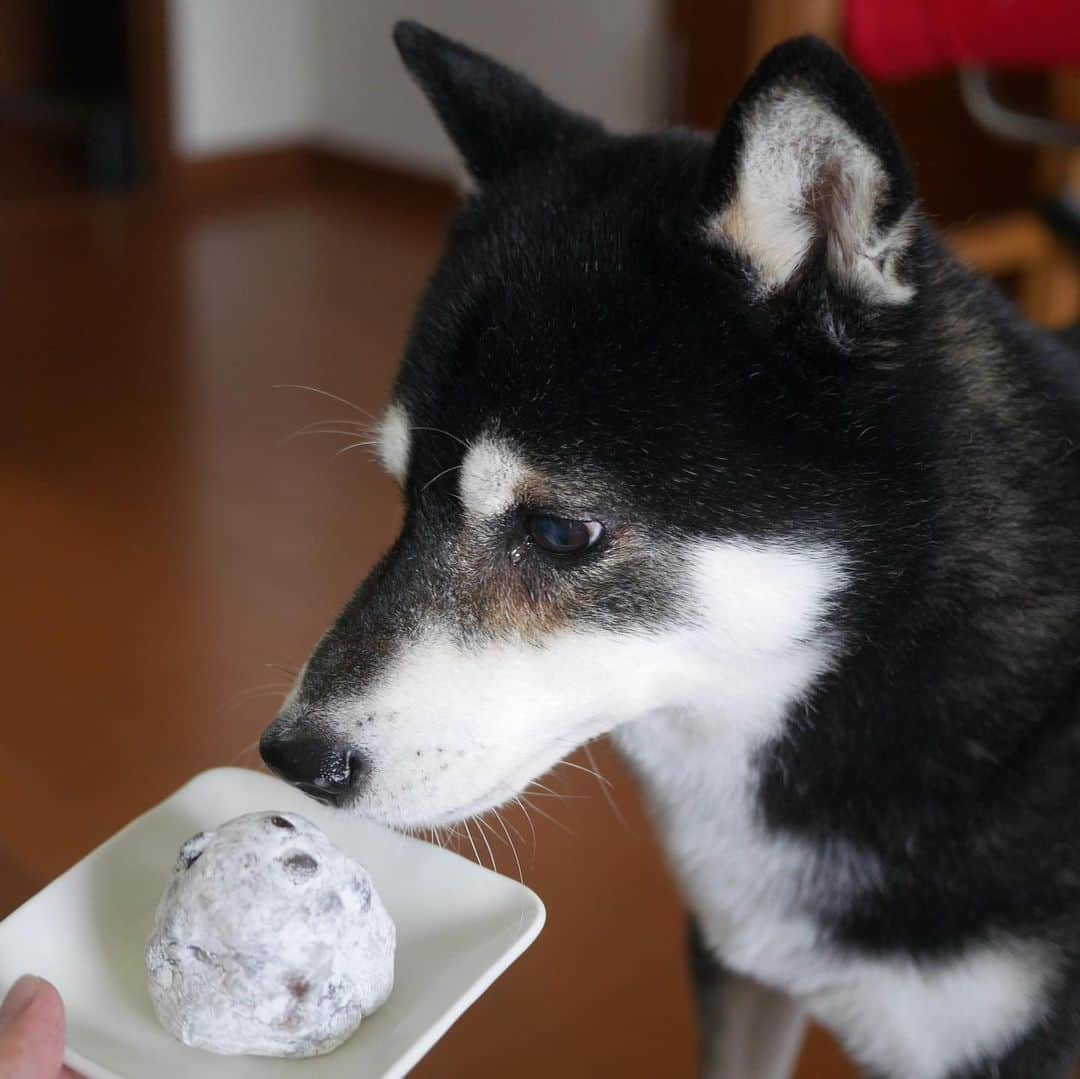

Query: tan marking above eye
[[459, 435, 529, 517]]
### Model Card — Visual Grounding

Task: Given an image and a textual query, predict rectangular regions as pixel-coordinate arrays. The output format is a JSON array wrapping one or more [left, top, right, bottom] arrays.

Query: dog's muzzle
[[259, 721, 369, 808]]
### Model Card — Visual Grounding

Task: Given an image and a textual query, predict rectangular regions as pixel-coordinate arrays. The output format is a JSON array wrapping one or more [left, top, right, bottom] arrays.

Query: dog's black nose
[[259, 728, 369, 807]]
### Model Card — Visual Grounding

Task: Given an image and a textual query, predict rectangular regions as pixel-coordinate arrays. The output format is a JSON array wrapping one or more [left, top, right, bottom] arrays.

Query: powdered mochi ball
[[146, 811, 395, 1057]]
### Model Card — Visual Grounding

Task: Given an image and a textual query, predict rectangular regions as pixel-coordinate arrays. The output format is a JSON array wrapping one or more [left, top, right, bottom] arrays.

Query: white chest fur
[[614, 713, 1053, 1079], [614, 711, 854, 991], [612, 539, 863, 990]]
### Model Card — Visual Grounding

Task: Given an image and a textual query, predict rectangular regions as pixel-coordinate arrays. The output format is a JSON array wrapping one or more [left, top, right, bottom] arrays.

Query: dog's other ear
[[393, 20, 602, 185], [703, 37, 916, 307]]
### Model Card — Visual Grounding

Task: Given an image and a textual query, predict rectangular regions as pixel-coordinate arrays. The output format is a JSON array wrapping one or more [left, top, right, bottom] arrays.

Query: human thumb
[[0, 975, 67, 1079]]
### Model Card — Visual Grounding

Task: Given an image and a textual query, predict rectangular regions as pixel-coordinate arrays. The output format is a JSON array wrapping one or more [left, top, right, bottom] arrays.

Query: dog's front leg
[[689, 918, 807, 1079]]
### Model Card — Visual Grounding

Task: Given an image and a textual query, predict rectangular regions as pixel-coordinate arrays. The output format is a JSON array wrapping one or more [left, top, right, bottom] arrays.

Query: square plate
[[0, 767, 545, 1078]]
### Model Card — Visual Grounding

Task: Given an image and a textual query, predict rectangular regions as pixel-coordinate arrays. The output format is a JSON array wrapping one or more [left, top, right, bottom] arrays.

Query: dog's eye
[[526, 515, 603, 555]]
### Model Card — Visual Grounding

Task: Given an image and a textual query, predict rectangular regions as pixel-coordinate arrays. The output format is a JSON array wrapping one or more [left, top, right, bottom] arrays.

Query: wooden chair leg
[[1025, 70, 1080, 327], [1020, 250, 1080, 328]]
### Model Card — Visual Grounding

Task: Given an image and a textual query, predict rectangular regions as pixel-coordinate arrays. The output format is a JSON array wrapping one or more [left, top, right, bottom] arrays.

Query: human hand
[[0, 976, 80, 1078]]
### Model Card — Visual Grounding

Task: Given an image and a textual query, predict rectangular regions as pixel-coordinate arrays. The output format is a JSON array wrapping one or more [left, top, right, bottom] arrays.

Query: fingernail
[[0, 975, 45, 1022]]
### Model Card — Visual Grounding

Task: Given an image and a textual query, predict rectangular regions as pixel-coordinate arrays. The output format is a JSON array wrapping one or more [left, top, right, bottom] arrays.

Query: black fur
[[269, 25, 1080, 1077], [393, 20, 602, 184]]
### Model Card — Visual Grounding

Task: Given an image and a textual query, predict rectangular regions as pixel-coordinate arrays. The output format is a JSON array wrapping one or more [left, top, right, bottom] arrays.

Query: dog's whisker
[[264, 662, 299, 678], [492, 808, 524, 883], [460, 817, 484, 869], [407, 425, 470, 450], [421, 463, 463, 494], [297, 417, 368, 430], [287, 428, 373, 442], [512, 796, 538, 852], [559, 756, 614, 790], [221, 692, 288, 716], [494, 807, 528, 845], [220, 683, 291, 714], [584, 742, 631, 831], [476, 814, 509, 849], [272, 383, 377, 421], [225, 680, 292, 697], [228, 737, 262, 766], [333, 440, 380, 459], [473, 815, 498, 871], [222, 688, 290, 709], [283, 418, 370, 443], [520, 795, 574, 836], [526, 779, 564, 798]]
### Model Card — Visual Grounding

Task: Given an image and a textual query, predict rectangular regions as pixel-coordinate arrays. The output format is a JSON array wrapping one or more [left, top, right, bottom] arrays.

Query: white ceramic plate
[[0, 767, 545, 1078]]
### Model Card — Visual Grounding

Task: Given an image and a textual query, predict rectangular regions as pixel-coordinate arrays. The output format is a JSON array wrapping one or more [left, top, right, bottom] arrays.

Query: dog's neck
[[759, 268, 1080, 873], [616, 277, 1080, 895]]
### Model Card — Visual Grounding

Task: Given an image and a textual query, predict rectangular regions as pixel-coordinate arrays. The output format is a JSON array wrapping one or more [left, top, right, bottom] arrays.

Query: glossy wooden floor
[[1, 179, 855, 1077]]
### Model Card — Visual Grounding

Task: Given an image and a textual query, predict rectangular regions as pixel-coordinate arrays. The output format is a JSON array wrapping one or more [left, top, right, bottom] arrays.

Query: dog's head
[[261, 23, 930, 827]]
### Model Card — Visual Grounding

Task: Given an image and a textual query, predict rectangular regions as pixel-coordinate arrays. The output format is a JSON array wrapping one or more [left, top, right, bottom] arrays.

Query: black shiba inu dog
[[261, 22, 1080, 1078]]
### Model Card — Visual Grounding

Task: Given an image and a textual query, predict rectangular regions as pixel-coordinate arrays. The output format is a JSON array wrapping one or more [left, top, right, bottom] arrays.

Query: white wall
[[311, 0, 670, 178], [168, 0, 670, 177], [169, 0, 317, 156]]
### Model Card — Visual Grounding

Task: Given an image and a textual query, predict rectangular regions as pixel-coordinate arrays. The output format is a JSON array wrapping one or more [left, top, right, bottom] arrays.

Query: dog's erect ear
[[393, 20, 602, 185], [703, 37, 916, 307]]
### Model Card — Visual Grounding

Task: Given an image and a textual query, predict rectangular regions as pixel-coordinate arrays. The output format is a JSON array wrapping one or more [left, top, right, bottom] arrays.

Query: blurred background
[[3, 2, 1078, 1076]]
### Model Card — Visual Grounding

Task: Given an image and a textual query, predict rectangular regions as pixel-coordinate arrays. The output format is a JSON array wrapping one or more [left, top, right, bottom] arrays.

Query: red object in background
[[847, 0, 1080, 80]]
